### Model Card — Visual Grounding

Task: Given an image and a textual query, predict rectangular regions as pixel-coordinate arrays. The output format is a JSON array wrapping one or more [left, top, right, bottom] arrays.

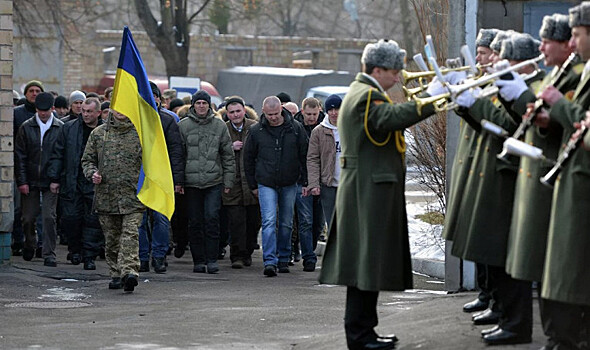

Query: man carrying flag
[[81, 27, 175, 292]]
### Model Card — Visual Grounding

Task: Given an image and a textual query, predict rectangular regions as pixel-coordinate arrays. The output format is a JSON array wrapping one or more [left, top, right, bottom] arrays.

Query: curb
[[411, 257, 445, 279], [317, 242, 444, 280]]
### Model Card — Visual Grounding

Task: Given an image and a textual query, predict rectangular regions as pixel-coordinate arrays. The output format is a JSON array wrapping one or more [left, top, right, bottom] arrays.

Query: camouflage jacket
[[81, 116, 144, 214]]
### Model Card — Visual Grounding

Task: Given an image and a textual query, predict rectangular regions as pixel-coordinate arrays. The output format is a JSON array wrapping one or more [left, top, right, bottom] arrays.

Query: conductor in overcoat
[[319, 39, 441, 350]]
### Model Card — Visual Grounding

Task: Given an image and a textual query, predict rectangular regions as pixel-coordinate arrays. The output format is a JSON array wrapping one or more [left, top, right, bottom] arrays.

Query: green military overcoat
[[319, 73, 435, 292], [541, 71, 590, 306], [450, 96, 519, 267], [505, 63, 582, 282], [442, 122, 478, 241], [451, 73, 544, 267]]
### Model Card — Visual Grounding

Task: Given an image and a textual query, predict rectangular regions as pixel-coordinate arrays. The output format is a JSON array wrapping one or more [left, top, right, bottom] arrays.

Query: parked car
[[305, 85, 349, 106]]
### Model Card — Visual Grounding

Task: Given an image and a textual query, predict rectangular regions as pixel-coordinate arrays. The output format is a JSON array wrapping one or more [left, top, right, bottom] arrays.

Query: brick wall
[[77, 31, 372, 93], [0, 0, 12, 263]]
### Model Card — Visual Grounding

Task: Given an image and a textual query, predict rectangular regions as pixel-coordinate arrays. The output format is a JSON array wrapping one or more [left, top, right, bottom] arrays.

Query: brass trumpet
[[413, 54, 545, 114]]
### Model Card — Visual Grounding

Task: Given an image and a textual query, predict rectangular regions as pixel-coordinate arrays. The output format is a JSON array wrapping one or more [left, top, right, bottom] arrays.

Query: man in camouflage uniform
[[81, 110, 144, 293]]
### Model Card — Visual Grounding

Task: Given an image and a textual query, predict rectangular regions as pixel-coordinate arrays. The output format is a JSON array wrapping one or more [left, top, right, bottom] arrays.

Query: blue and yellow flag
[[111, 27, 175, 220]]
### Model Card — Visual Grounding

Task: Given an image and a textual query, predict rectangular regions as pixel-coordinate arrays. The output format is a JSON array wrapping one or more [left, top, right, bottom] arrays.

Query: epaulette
[[573, 62, 585, 75]]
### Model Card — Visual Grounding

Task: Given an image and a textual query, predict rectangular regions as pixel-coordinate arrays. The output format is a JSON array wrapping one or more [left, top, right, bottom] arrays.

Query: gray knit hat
[[570, 2, 590, 28], [361, 39, 406, 70], [540, 14, 571, 42], [500, 33, 541, 61], [490, 30, 515, 53], [476, 29, 499, 48], [69, 90, 86, 104]]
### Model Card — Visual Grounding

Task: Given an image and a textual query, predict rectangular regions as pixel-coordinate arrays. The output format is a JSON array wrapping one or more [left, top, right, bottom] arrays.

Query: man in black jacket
[[136, 82, 184, 273], [244, 96, 308, 277], [12, 80, 44, 256], [15, 92, 63, 266], [47, 97, 103, 270]]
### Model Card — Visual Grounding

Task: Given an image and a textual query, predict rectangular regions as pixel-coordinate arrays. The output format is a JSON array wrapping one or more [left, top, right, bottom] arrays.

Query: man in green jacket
[[178, 90, 235, 275], [318, 39, 441, 350]]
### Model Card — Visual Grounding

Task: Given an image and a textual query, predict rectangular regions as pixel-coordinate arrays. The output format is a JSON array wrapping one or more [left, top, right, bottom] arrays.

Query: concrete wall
[[0, 0, 12, 263]]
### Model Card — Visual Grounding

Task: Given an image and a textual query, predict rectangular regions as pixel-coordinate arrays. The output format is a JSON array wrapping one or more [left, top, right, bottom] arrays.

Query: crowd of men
[[10, 2, 590, 349], [10, 78, 343, 292]]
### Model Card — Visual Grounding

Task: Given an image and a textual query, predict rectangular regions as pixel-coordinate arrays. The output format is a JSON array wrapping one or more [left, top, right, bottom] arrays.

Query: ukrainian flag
[[111, 27, 175, 220]]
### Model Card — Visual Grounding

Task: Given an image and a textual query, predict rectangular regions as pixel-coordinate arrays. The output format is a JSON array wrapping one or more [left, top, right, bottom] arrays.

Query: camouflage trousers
[[98, 212, 143, 278]]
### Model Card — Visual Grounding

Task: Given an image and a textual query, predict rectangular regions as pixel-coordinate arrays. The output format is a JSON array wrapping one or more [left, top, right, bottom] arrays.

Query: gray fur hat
[[540, 14, 571, 41], [476, 28, 499, 48], [570, 2, 590, 28], [361, 39, 406, 70], [490, 30, 515, 53], [500, 33, 541, 61]]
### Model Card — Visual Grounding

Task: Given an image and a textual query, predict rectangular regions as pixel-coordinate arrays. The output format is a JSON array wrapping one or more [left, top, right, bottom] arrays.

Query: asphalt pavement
[[0, 244, 546, 349]]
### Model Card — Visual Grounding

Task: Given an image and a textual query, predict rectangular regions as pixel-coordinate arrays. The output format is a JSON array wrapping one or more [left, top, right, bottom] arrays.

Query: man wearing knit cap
[[535, 2, 590, 348], [62, 90, 86, 123], [53, 96, 69, 119], [497, 13, 582, 350], [15, 92, 64, 266], [450, 31, 546, 345], [307, 93, 342, 235], [11, 80, 44, 257], [318, 39, 443, 350], [178, 90, 234, 274], [444, 28, 500, 319]]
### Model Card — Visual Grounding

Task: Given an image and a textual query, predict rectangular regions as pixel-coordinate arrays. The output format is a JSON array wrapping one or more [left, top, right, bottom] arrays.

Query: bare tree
[[133, 0, 212, 77], [406, 0, 450, 213]]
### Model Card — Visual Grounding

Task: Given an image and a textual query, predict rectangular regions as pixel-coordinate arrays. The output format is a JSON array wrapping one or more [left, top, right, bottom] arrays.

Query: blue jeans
[[138, 210, 170, 261], [295, 184, 317, 263], [258, 184, 297, 267]]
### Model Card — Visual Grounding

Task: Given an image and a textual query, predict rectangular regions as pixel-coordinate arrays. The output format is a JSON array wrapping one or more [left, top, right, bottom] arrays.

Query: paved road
[[0, 244, 545, 349]]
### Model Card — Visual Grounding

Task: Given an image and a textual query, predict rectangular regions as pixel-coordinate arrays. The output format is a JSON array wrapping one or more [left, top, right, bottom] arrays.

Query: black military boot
[[151, 257, 167, 273], [139, 260, 149, 272]]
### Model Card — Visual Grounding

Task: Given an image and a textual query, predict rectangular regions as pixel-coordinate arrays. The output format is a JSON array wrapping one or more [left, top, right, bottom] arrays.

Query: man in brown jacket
[[222, 96, 261, 269], [307, 94, 342, 230]]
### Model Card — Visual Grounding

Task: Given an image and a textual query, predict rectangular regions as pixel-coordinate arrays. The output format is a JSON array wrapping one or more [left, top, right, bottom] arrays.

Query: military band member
[[319, 39, 444, 350], [450, 29, 511, 328], [495, 14, 583, 350], [443, 28, 499, 316], [534, 2, 590, 348], [452, 32, 545, 345]]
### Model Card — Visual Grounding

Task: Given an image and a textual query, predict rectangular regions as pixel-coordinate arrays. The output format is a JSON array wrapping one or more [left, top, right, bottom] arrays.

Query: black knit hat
[[54, 95, 68, 109], [35, 92, 54, 111], [276, 92, 291, 103], [191, 90, 211, 106], [169, 98, 184, 111], [149, 81, 161, 99], [101, 101, 110, 111], [324, 94, 342, 111]]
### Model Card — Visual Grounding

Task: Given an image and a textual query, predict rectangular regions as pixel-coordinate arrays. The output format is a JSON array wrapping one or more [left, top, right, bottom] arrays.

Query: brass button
[[486, 146, 490, 153], [458, 160, 463, 164], [469, 170, 474, 175], [519, 168, 524, 173], [340, 157, 346, 168], [527, 172, 532, 178], [479, 172, 484, 177], [465, 135, 469, 140]]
